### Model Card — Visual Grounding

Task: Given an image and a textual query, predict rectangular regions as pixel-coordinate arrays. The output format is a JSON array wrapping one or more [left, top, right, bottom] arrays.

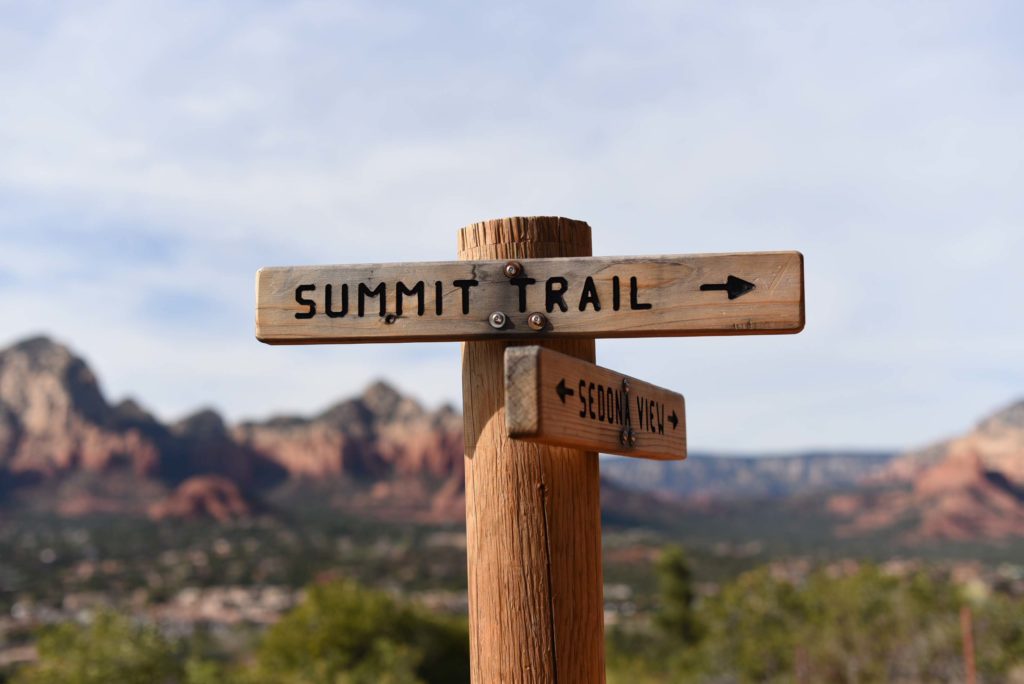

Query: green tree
[[697, 567, 806, 683], [799, 566, 963, 682], [973, 592, 1024, 680], [12, 612, 183, 684], [653, 545, 701, 646], [607, 545, 705, 683], [252, 579, 469, 684]]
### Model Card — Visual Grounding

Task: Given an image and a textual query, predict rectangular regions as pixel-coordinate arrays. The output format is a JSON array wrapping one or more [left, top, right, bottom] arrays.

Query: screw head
[[527, 312, 547, 331], [503, 261, 523, 278], [621, 378, 630, 392], [620, 429, 629, 446], [383, 313, 397, 324], [488, 311, 508, 329], [627, 430, 638, 447]]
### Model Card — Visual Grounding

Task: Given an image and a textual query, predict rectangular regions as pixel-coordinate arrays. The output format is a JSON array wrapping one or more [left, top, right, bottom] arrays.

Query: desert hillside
[[828, 400, 1024, 541]]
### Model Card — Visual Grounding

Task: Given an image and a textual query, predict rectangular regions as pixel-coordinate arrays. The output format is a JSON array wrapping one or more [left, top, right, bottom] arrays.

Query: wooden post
[[459, 217, 606, 683], [961, 605, 977, 684]]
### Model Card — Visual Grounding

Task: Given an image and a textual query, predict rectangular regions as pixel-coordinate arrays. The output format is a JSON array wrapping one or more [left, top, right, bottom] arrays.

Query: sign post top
[[458, 215, 592, 256]]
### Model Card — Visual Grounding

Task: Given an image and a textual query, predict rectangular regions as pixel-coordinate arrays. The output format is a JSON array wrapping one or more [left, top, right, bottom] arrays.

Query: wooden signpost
[[255, 216, 805, 683], [256, 252, 803, 344], [505, 346, 686, 461]]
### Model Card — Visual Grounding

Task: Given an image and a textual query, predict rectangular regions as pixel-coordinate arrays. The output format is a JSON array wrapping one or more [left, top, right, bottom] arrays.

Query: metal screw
[[383, 313, 397, 324], [627, 429, 638, 447], [622, 378, 630, 393], [488, 311, 508, 329], [527, 312, 547, 331], [620, 429, 629, 446], [503, 261, 523, 278]]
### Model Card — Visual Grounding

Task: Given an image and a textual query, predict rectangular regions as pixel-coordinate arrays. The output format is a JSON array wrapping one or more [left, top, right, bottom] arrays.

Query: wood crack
[[539, 480, 559, 683]]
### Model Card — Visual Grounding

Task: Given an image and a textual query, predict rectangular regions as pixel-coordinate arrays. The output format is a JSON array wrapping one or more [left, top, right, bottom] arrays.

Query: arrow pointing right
[[699, 275, 756, 300]]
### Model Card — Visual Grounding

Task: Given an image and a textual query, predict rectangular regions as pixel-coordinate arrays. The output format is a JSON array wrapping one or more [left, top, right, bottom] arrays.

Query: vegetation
[[652, 545, 701, 646], [10, 581, 468, 684], [253, 580, 468, 684], [607, 549, 1024, 683], [11, 612, 185, 684], [4, 526, 1023, 683]]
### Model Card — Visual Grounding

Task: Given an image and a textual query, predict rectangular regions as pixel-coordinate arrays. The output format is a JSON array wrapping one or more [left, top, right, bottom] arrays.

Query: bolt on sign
[[255, 216, 804, 683]]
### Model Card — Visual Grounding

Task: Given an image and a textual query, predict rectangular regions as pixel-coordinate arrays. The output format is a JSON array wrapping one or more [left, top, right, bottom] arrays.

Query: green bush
[[609, 554, 1024, 684], [252, 579, 469, 684], [11, 580, 469, 684], [12, 612, 183, 684]]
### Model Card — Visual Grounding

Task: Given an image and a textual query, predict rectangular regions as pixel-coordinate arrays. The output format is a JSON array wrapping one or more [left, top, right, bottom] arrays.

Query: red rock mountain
[[0, 336, 462, 521], [148, 476, 253, 522], [233, 381, 463, 483], [828, 400, 1024, 541], [4, 335, 1020, 539], [0, 336, 160, 476]]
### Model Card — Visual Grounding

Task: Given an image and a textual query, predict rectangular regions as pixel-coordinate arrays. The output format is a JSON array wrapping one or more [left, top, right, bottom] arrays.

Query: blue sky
[[1, 1, 1021, 452]]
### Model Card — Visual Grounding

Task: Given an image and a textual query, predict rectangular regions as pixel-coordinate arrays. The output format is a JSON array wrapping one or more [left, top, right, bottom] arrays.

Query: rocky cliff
[[0, 336, 161, 477], [0, 336, 463, 521], [233, 381, 463, 483], [828, 400, 1024, 541]]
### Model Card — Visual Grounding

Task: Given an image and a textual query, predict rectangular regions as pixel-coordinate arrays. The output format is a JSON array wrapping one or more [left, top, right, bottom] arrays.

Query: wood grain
[[505, 346, 686, 461], [256, 251, 804, 344], [460, 217, 606, 683]]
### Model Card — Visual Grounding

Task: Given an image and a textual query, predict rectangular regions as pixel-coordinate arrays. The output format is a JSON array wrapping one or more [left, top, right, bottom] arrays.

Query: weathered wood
[[460, 217, 605, 683], [506, 346, 686, 461], [256, 251, 804, 344]]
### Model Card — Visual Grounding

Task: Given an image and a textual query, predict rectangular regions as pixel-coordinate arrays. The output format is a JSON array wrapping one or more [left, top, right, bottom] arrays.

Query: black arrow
[[700, 275, 755, 300], [668, 410, 679, 430], [555, 379, 575, 403]]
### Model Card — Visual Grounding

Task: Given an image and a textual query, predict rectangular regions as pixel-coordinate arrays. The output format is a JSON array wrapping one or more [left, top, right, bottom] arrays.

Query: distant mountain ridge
[[1, 335, 1020, 543], [600, 450, 896, 502]]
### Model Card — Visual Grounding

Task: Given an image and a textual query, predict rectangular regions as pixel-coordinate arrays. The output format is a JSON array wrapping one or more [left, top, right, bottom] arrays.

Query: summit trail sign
[[255, 251, 804, 344], [255, 215, 805, 683]]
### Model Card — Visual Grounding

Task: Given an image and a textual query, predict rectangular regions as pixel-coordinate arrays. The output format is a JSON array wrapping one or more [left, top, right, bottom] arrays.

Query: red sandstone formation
[[148, 476, 252, 522], [830, 404, 1024, 541], [0, 337, 464, 521]]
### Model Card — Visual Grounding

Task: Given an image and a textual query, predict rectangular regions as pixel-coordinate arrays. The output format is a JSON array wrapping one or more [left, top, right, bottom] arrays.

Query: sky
[[1, 1, 1022, 452]]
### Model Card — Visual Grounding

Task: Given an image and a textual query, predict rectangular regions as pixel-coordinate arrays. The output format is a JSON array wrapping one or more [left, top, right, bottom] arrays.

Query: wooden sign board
[[504, 346, 686, 460], [256, 251, 803, 344]]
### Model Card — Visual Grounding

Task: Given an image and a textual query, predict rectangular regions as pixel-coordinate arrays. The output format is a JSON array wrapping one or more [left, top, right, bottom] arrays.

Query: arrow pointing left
[[555, 378, 575, 403]]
